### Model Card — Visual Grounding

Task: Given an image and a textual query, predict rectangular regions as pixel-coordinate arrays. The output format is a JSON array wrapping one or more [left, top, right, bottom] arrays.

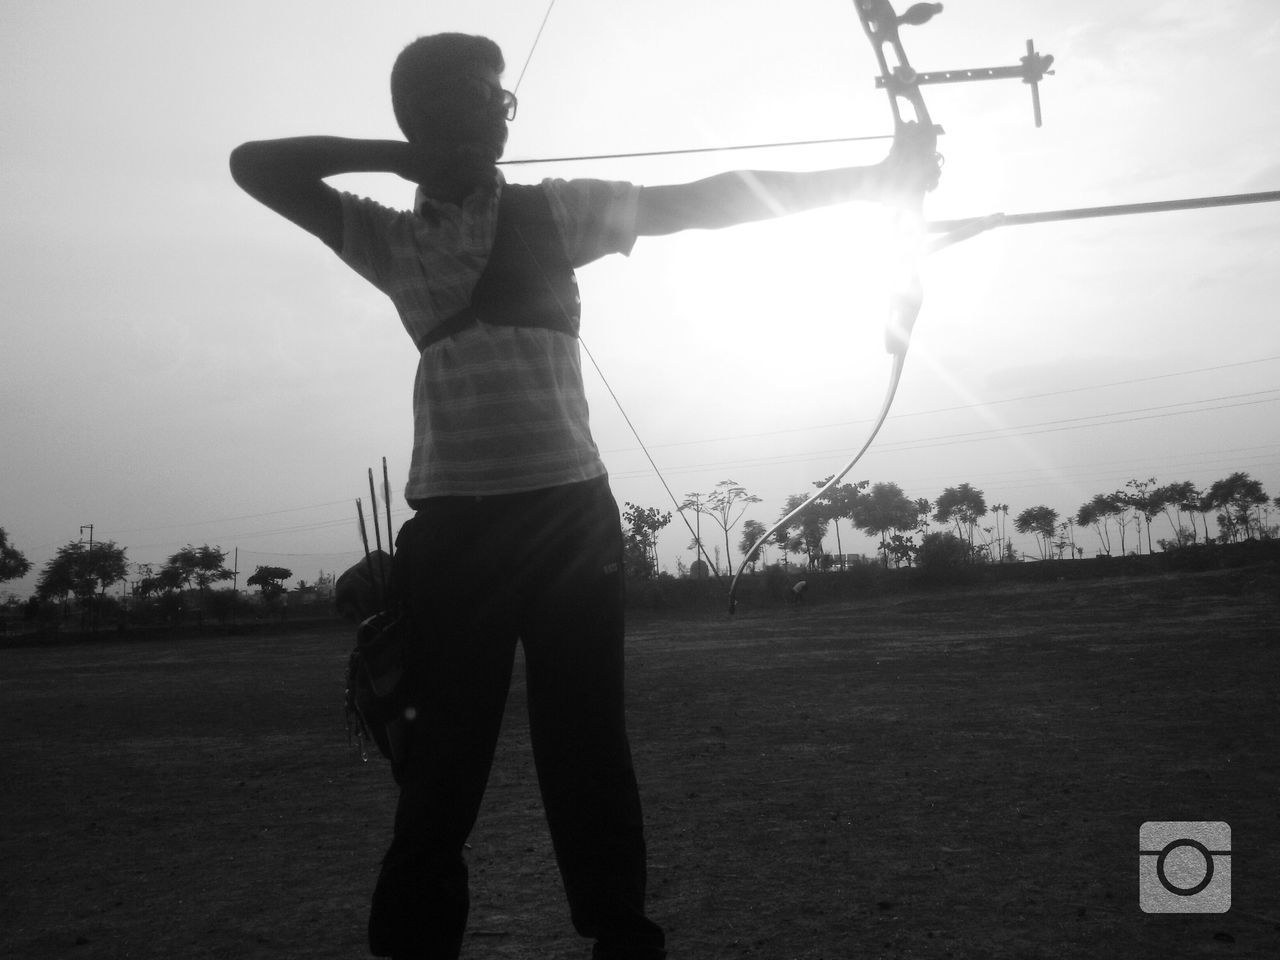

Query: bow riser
[[856, 0, 941, 131]]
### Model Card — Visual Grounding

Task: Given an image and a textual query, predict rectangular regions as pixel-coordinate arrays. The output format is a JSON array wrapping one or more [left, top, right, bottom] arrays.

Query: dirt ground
[[2, 565, 1278, 960]]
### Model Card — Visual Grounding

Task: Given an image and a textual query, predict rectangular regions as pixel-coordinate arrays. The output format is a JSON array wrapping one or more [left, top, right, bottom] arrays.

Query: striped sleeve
[[337, 191, 410, 289], [540, 178, 641, 267]]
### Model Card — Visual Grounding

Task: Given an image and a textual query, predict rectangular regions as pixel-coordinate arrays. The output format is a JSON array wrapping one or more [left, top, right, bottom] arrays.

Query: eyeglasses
[[492, 86, 518, 122], [429, 77, 518, 121]]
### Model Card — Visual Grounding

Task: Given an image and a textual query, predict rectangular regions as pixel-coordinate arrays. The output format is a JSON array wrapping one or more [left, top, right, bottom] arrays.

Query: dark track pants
[[368, 477, 665, 960]]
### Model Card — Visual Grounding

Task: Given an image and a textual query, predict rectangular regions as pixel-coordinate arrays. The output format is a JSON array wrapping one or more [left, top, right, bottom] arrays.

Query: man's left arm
[[635, 166, 875, 235], [634, 138, 939, 236]]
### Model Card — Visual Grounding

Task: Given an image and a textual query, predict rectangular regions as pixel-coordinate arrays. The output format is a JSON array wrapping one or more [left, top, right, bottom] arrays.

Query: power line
[[876, 393, 1279, 451], [599, 355, 1280, 456], [606, 393, 1280, 480], [236, 548, 364, 560], [897, 355, 1280, 419], [112, 498, 354, 537]]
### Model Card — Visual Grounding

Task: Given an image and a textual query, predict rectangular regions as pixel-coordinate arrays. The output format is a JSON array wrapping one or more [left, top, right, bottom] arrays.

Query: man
[[230, 32, 938, 960]]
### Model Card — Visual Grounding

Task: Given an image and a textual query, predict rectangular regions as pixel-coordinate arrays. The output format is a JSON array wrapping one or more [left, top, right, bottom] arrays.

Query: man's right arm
[[229, 137, 417, 252]]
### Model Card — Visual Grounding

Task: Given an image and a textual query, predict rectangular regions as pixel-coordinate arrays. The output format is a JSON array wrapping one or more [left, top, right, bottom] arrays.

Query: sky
[[2, 0, 1279, 598]]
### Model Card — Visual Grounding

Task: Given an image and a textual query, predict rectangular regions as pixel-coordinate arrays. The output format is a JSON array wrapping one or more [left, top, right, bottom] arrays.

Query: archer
[[229, 32, 939, 960]]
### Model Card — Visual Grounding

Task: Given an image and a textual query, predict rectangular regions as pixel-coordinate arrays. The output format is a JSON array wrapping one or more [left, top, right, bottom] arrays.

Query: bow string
[[727, 0, 946, 613]]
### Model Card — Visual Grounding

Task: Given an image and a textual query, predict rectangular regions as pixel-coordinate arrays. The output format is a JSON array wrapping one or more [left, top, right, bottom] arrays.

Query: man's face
[[408, 66, 512, 182]]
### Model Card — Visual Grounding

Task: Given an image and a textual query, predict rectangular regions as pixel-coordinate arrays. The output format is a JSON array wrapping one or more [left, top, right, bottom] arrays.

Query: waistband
[[407, 474, 611, 512]]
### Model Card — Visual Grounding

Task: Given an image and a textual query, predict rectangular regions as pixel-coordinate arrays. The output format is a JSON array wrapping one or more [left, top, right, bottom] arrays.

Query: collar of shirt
[[414, 170, 505, 225]]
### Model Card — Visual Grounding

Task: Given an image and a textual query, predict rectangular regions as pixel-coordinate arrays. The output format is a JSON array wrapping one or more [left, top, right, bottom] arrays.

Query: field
[[2, 565, 1278, 960]]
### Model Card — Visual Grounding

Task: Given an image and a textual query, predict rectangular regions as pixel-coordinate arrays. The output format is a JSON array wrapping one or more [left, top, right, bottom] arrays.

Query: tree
[[1205, 472, 1269, 542], [811, 478, 867, 570], [1109, 486, 1145, 555], [1122, 477, 1161, 554], [163, 544, 235, 594], [988, 503, 1010, 561], [154, 565, 187, 595], [1156, 480, 1201, 547], [1076, 493, 1122, 556], [738, 519, 768, 572], [913, 498, 933, 536], [621, 502, 671, 579], [35, 540, 129, 604], [775, 493, 830, 569], [1015, 506, 1059, 560], [933, 483, 987, 559], [885, 533, 918, 568], [0, 528, 32, 584], [681, 481, 760, 578], [679, 492, 713, 575], [1055, 519, 1081, 560], [246, 565, 292, 600], [854, 482, 919, 567], [134, 565, 159, 599], [1074, 500, 1099, 553], [1173, 483, 1210, 543], [918, 530, 968, 579]]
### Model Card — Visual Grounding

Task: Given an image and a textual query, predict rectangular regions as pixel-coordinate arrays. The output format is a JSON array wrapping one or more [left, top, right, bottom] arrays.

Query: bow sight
[[878, 36, 1056, 128], [862, 1, 1055, 126]]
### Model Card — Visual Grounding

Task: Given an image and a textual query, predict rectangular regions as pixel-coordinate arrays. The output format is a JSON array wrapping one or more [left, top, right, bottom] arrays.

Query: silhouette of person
[[230, 32, 938, 960]]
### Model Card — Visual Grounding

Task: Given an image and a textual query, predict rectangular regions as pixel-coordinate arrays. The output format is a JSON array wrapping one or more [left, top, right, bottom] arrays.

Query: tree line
[[619, 471, 1277, 578], [0, 532, 295, 612], [5, 468, 1274, 603]]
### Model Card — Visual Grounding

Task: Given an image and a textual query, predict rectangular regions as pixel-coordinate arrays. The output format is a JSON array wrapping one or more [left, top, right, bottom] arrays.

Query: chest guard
[[415, 185, 582, 351]]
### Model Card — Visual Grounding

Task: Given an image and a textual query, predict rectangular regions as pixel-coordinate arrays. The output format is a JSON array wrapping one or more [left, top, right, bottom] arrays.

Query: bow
[[857, 0, 943, 352], [727, 1, 946, 613], [508, 0, 1051, 606]]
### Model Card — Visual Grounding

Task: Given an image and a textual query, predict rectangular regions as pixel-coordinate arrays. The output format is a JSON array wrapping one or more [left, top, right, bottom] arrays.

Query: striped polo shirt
[[338, 176, 640, 501]]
